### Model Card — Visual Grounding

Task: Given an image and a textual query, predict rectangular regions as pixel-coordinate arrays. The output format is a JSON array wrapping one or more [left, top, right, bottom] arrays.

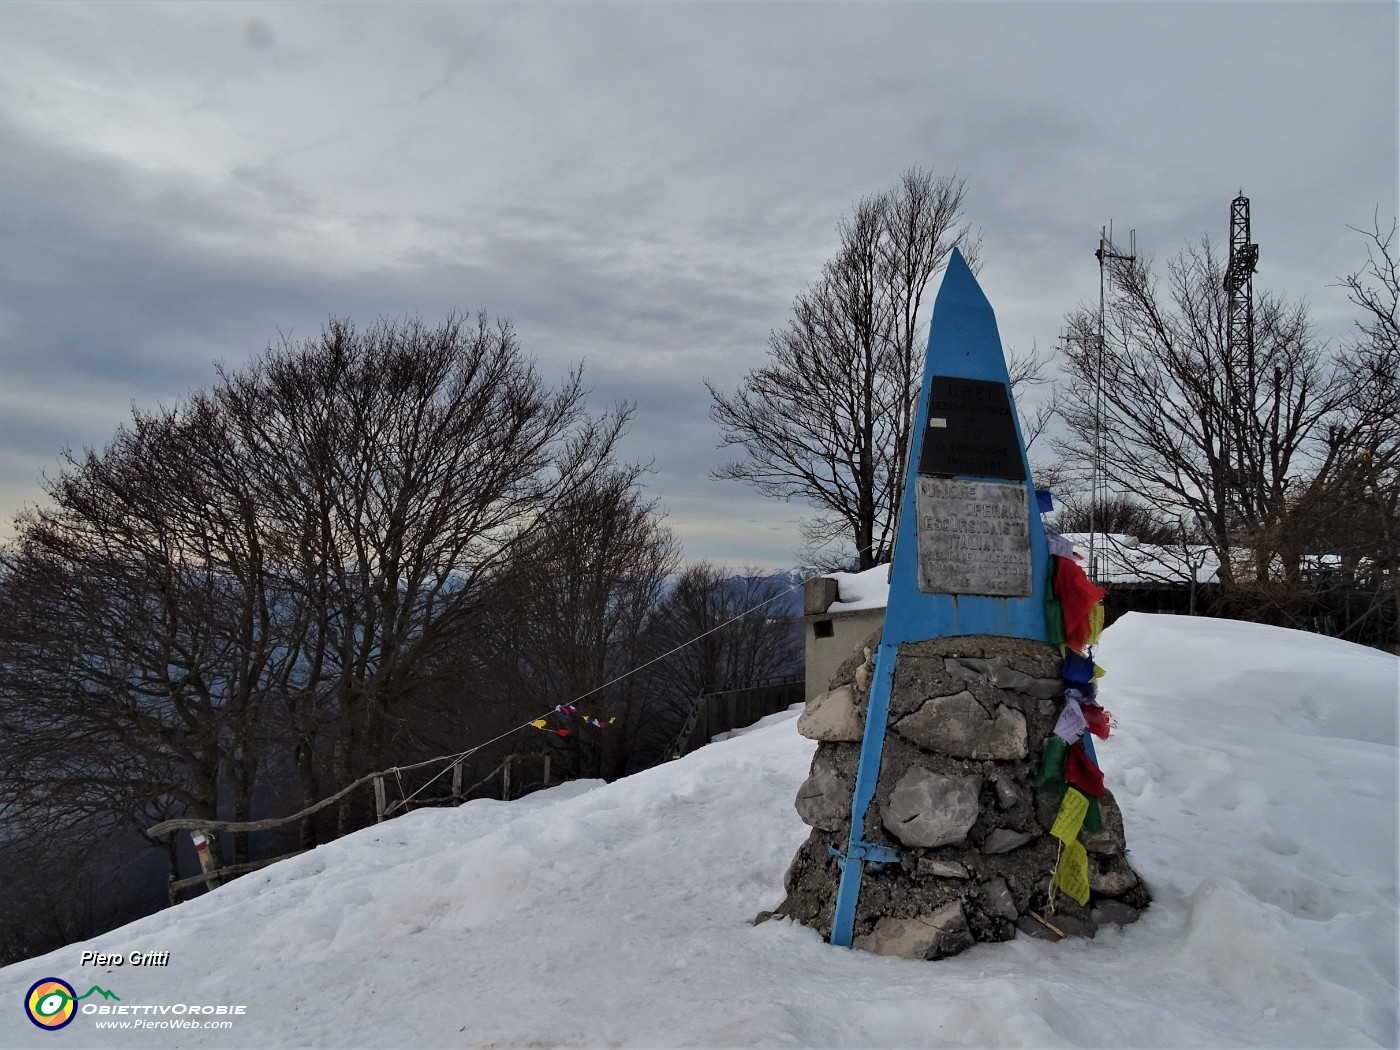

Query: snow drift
[[2, 613, 1396, 1048]]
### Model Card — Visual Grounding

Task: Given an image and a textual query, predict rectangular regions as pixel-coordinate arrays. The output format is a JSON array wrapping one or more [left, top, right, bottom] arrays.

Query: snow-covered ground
[[4, 613, 1396, 1048]]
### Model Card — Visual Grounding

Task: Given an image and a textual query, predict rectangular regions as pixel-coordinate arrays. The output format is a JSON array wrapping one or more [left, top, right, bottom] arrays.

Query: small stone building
[[803, 575, 884, 702]]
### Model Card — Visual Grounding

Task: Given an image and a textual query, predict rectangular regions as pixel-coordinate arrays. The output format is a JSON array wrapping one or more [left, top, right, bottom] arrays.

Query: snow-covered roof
[[826, 565, 892, 612], [1058, 532, 1222, 586]]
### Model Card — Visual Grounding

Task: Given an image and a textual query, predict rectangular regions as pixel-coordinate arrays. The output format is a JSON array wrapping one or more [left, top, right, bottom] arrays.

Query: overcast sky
[[1, 2, 1395, 570]]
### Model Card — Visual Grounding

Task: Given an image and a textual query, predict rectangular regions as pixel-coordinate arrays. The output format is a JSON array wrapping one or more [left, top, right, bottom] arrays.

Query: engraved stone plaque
[[917, 376, 1026, 481], [916, 478, 1032, 596]]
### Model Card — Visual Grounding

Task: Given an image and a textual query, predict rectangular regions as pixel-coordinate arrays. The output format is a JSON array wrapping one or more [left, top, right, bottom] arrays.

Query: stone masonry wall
[[771, 629, 1150, 960]]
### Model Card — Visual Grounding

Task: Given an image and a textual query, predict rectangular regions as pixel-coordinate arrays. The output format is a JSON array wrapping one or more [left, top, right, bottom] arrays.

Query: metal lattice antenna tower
[[1089, 224, 1136, 582], [1222, 193, 1259, 536], [1224, 193, 1259, 356]]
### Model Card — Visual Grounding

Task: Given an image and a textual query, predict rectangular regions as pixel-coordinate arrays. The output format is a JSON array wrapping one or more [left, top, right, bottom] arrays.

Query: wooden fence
[[153, 676, 806, 902], [668, 675, 805, 759], [152, 751, 552, 902]]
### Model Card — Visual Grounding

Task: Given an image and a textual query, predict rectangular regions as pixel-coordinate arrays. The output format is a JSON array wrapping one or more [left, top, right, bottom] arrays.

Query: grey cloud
[[0, 1, 1394, 565]]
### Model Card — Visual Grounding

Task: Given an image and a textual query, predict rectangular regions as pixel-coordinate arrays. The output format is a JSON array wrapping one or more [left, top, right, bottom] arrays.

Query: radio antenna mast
[[1222, 192, 1259, 539], [1089, 223, 1136, 582]]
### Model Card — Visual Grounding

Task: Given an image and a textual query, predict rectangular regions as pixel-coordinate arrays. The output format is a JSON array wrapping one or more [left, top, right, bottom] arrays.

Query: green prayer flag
[[1035, 735, 1068, 787], [1044, 562, 1067, 645], [1083, 797, 1103, 833]]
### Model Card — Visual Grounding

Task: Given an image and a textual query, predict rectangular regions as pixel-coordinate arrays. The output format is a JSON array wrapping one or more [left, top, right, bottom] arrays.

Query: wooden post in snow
[[373, 776, 387, 823], [189, 830, 222, 891]]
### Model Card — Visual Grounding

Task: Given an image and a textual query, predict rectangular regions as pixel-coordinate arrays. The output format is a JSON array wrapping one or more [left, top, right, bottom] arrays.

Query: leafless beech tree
[[210, 313, 639, 830], [643, 563, 801, 697], [474, 463, 679, 781], [1283, 216, 1400, 644], [709, 167, 981, 570], [0, 311, 679, 959], [0, 312, 642, 867], [0, 404, 288, 868], [1055, 237, 1351, 596], [1048, 493, 1179, 544]]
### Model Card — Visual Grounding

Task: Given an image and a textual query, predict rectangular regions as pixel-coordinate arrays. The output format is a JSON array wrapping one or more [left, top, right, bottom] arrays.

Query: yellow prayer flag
[[1053, 838, 1091, 906], [531, 719, 547, 729], [1049, 787, 1090, 845], [1092, 663, 1106, 681], [1088, 603, 1105, 646]]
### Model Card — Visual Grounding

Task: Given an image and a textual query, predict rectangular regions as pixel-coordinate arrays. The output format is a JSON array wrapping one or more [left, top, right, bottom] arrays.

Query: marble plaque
[[916, 478, 1032, 596]]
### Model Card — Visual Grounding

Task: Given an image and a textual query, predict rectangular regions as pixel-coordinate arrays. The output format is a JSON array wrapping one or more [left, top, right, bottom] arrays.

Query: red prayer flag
[[1052, 555, 1106, 654], [1064, 741, 1105, 798], [1082, 704, 1113, 739]]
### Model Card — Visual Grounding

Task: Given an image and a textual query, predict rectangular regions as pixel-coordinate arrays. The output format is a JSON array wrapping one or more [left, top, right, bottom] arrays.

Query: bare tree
[[0, 403, 289, 872], [1047, 493, 1179, 544], [477, 462, 679, 781], [619, 563, 803, 769], [642, 563, 802, 699], [0, 310, 660, 959], [0, 310, 638, 851], [709, 167, 981, 570], [1284, 214, 1400, 645], [1006, 341, 1059, 455], [212, 313, 636, 829], [1055, 237, 1350, 599]]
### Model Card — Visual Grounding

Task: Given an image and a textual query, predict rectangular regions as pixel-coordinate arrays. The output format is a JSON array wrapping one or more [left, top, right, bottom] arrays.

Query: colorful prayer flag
[[1053, 838, 1091, 906], [1035, 735, 1069, 787], [1051, 555, 1106, 654], [1053, 697, 1088, 743], [1081, 704, 1114, 740], [1087, 602, 1105, 647], [1061, 649, 1097, 684], [1050, 787, 1090, 845], [1045, 532, 1076, 559], [1084, 797, 1103, 833], [1064, 741, 1105, 798]]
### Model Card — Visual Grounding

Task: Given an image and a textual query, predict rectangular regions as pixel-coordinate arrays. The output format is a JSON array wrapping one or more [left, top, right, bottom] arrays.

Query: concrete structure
[[803, 576, 884, 702]]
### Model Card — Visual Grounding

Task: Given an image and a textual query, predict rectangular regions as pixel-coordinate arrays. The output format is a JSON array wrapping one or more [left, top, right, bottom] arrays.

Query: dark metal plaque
[[916, 376, 1025, 481], [915, 478, 1032, 596]]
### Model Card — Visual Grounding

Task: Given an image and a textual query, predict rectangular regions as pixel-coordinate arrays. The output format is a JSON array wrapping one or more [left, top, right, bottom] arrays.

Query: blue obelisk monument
[[775, 249, 1148, 958], [829, 247, 1049, 945]]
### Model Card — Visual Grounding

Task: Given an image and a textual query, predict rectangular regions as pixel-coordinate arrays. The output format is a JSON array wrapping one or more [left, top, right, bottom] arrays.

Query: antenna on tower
[[1222, 192, 1259, 537], [1087, 224, 1136, 582]]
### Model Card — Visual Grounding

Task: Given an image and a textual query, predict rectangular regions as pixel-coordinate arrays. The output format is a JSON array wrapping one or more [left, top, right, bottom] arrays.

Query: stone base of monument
[[771, 631, 1151, 960]]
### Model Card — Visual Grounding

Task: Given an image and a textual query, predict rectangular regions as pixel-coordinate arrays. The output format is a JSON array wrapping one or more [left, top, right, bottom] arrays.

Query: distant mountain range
[[715, 567, 826, 618]]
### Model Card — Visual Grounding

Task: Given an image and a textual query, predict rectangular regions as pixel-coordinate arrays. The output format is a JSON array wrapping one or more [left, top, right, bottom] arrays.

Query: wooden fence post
[[189, 830, 222, 891], [451, 760, 463, 805], [542, 754, 551, 787], [502, 756, 513, 801], [374, 776, 387, 823]]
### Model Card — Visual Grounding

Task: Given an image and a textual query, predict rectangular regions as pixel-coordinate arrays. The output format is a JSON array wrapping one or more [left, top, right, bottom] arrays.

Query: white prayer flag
[[1053, 697, 1088, 743]]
